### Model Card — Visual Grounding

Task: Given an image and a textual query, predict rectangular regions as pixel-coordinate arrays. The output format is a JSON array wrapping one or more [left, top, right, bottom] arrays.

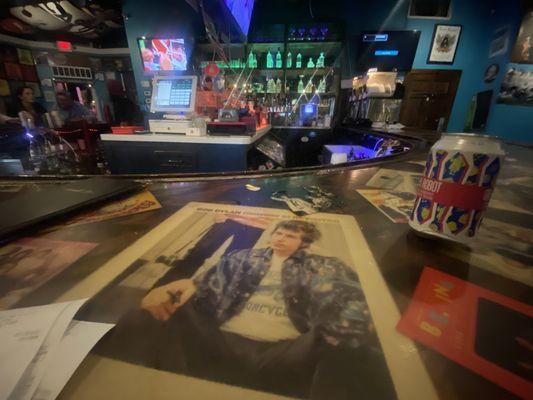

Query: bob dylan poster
[[79, 202, 434, 400]]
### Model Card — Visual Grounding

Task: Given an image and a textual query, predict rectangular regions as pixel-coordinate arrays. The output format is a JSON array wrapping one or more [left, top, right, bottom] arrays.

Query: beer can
[[409, 133, 505, 242]]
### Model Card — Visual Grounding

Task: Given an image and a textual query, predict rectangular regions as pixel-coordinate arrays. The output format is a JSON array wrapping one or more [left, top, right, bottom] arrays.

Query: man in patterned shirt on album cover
[[104, 220, 393, 399]]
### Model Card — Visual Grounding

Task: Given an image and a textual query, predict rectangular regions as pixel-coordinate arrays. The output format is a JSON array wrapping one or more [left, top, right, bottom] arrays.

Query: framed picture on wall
[[484, 63, 500, 83], [408, 0, 452, 19], [509, 8, 533, 64], [427, 24, 462, 64], [497, 67, 533, 106], [489, 26, 510, 58]]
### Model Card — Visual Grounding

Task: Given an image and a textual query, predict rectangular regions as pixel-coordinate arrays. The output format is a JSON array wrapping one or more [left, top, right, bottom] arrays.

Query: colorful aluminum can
[[409, 133, 505, 242]]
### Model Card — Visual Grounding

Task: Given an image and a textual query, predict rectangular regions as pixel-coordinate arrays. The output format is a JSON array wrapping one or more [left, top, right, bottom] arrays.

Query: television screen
[[138, 38, 187, 73], [356, 31, 421, 72], [224, 0, 255, 35]]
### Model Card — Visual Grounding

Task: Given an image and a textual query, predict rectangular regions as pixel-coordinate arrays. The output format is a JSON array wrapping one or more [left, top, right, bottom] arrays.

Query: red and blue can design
[[409, 134, 504, 242]]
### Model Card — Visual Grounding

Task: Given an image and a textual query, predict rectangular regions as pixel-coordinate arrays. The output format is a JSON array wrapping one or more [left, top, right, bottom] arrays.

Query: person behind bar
[[106, 80, 142, 125], [103, 220, 392, 399], [52, 92, 90, 124]]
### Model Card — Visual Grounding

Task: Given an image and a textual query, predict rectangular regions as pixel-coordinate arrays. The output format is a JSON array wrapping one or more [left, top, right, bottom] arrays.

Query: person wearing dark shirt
[[8, 86, 47, 126], [52, 92, 91, 124], [106, 80, 142, 125]]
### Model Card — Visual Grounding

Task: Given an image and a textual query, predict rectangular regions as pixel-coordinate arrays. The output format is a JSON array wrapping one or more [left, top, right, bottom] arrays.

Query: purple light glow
[[224, 0, 255, 35]]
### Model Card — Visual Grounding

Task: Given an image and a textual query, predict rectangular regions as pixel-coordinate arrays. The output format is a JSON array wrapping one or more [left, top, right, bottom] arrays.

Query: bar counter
[[0, 138, 531, 400]]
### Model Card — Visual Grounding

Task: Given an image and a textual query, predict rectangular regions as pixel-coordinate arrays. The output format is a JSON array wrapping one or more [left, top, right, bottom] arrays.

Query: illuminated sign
[[363, 34, 389, 42], [374, 50, 399, 56], [56, 41, 73, 52]]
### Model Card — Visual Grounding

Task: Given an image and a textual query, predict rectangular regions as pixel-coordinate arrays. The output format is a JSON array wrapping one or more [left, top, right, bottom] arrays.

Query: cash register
[[148, 75, 206, 136]]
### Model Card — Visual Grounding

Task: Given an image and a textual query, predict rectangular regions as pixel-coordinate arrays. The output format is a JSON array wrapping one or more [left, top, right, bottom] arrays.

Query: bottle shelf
[[284, 91, 335, 95], [250, 68, 286, 73], [239, 91, 336, 97], [224, 67, 334, 73], [247, 43, 285, 52], [196, 37, 341, 106], [285, 68, 333, 75]]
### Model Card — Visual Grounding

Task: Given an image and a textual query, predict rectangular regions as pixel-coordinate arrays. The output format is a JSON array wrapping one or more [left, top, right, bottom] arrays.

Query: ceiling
[[0, 0, 127, 47]]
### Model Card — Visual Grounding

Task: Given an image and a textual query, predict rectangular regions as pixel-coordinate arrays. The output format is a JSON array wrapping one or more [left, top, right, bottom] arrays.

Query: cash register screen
[[150, 75, 197, 113]]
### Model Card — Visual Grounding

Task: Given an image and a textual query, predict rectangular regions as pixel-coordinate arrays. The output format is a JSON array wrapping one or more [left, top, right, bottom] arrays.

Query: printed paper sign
[[397, 267, 533, 399]]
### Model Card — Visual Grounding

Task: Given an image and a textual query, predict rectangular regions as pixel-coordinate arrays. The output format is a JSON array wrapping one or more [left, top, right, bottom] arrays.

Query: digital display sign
[[363, 34, 389, 42], [374, 50, 399, 56], [356, 31, 420, 72]]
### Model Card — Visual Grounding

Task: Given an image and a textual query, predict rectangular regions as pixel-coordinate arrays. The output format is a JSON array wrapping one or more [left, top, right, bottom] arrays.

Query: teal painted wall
[[406, 1, 495, 133], [484, 3, 532, 143], [121, 0, 201, 113], [486, 62, 533, 143], [342, 0, 531, 142], [406, 0, 531, 142]]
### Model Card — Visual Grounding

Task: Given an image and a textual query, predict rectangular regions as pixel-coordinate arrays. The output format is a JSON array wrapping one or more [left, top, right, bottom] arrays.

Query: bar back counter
[[100, 126, 419, 175], [0, 127, 531, 400]]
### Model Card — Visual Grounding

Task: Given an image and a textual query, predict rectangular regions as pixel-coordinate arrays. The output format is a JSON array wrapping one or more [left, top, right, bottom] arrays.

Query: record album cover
[[70, 202, 436, 400]]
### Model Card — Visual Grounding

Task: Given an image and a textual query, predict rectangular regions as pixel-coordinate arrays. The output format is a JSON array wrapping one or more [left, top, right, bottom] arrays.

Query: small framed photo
[[427, 24, 462, 64]]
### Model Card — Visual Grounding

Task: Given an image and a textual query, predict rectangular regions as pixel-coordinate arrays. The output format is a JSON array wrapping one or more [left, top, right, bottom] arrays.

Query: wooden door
[[400, 70, 461, 130]]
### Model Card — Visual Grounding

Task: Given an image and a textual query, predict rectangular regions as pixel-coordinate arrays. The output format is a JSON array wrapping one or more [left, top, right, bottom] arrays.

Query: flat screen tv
[[224, 0, 255, 35], [138, 38, 187, 73], [356, 31, 421, 73]]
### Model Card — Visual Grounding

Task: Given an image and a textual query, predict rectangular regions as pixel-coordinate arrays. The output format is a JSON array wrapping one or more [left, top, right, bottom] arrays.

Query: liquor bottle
[[297, 76, 304, 93], [248, 51, 254, 68], [305, 79, 312, 93], [307, 57, 315, 68], [276, 78, 282, 93], [286, 51, 292, 68], [252, 53, 258, 68], [296, 51, 302, 68], [317, 52, 325, 68], [268, 77, 276, 93], [266, 50, 274, 68], [317, 78, 326, 93], [275, 48, 282, 69]]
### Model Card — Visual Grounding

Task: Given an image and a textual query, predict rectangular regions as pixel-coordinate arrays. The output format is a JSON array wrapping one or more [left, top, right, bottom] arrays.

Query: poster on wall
[[0, 46, 18, 63], [16, 48, 34, 65], [4, 62, 23, 80], [497, 67, 533, 106], [489, 27, 510, 58], [484, 63, 500, 83], [427, 24, 462, 64], [77, 202, 435, 400], [0, 79, 10, 96], [20, 64, 38, 82], [509, 9, 533, 64]]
